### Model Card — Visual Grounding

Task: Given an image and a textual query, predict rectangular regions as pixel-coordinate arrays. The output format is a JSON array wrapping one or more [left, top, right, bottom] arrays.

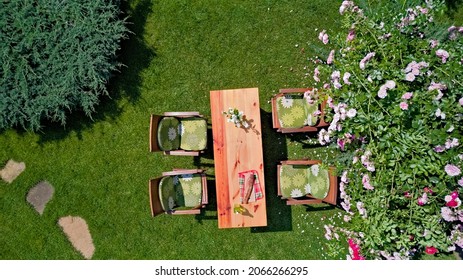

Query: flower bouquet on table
[[223, 107, 250, 128]]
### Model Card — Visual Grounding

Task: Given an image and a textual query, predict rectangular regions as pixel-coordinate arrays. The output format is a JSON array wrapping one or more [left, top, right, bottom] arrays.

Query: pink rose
[[327, 50, 335, 64], [346, 29, 355, 41], [400, 102, 408, 110], [405, 72, 415, 82], [436, 49, 449, 63], [445, 164, 461, 177], [402, 92, 413, 99]]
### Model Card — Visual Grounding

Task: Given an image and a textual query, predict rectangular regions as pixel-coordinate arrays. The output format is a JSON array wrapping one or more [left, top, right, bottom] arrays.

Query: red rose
[[447, 200, 458, 208], [425, 246, 438, 255]]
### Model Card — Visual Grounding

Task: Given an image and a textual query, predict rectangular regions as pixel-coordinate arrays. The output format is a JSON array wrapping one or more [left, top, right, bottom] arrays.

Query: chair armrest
[[163, 112, 201, 117], [170, 209, 201, 215], [164, 150, 200, 156], [277, 127, 317, 133], [279, 88, 313, 94], [280, 160, 322, 165], [162, 169, 204, 176]]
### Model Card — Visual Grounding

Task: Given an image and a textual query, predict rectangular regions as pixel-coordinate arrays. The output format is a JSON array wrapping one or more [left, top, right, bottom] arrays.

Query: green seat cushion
[[179, 118, 207, 151], [173, 174, 203, 207], [306, 164, 330, 199], [158, 176, 176, 211], [279, 164, 310, 198], [276, 94, 320, 128], [157, 117, 180, 151]]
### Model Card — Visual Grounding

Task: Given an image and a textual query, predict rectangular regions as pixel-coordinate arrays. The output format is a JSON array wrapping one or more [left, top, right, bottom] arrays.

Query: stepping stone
[[0, 159, 26, 183], [58, 216, 95, 259], [26, 181, 54, 215]]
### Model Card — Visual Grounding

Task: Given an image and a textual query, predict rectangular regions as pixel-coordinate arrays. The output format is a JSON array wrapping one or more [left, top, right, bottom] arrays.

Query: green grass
[[1, 0, 462, 260], [0, 0, 344, 260]]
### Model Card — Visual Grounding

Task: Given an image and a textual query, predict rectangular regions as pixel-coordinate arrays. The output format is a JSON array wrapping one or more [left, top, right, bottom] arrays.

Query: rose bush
[[308, 0, 463, 259]]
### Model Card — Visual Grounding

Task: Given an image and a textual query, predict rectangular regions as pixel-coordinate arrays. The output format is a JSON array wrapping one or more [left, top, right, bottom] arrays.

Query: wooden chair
[[149, 112, 207, 156], [149, 169, 208, 216], [271, 88, 329, 133], [277, 160, 338, 205]]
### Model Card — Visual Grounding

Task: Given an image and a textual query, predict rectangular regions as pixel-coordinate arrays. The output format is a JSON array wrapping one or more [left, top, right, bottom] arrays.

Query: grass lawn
[[1, 0, 462, 260]]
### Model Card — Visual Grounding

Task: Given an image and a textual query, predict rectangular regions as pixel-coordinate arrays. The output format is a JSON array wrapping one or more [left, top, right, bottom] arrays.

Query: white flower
[[291, 189, 304, 198], [311, 165, 320, 176], [445, 164, 461, 177], [281, 96, 294, 108], [343, 72, 352, 84], [168, 127, 177, 140], [304, 183, 312, 194], [346, 108, 357, 118]]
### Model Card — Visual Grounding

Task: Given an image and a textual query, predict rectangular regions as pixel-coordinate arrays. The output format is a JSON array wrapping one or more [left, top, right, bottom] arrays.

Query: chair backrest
[[271, 88, 329, 133], [149, 114, 162, 152], [148, 177, 165, 217]]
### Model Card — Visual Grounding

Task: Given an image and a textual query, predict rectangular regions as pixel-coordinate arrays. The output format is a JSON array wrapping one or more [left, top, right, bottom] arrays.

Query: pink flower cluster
[[448, 25, 463, 40], [398, 6, 430, 29], [324, 224, 340, 241], [327, 50, 335, 64], [434, 138, 459, 153], [404, 61, 429, 82], [313, 67, 320, 82], [356, 201, 367, 218], [362, 174, 374, 190], [331, 70, 341, 89], [445, 164, 461, 177], [377, 80, 396, 99], [445, 191, 461, 208], [441, 206, 463, 222], [318, 30, 329, 45], [360, 150, 375, 172], [347, 239, 365, 260], [429, 39, 439, 48], [359, 52, 375, 70], [436, 49, 449, 63], [399, 92, 413, 110], [346, 29, 355, 42], [417, 193, 428, 206], [343, 72, 352, 85], [339, 1, 354, 15]]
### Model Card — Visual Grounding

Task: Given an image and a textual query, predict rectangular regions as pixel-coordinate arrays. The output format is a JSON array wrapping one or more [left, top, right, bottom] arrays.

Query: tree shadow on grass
[[446, 0, 463, 16], [32, 0, 156, 144]]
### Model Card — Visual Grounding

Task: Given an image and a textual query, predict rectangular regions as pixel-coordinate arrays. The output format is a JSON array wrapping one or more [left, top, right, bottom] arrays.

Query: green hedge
[[0, 0, 128, 131]]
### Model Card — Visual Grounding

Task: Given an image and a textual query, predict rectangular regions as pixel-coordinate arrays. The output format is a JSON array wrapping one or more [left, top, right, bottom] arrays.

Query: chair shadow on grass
[[32, 0, 156, 144]]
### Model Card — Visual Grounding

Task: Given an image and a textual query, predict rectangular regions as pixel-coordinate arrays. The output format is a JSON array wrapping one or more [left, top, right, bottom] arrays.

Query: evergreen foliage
[[0, 0, 128, 131]]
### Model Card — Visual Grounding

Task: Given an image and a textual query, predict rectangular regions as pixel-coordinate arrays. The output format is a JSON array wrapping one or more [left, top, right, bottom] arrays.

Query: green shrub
[[308, 0, 463, 259], [0, 0, 128, 131]]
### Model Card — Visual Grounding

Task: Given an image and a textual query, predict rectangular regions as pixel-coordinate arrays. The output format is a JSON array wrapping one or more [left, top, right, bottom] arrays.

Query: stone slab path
[[26, 181, 54, 215], [0, 159, 25, 183], [58, 216, 95, 259]]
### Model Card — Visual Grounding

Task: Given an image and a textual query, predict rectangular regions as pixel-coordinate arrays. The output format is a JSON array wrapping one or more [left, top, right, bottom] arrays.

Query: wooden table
[[210, 88, 267, 229]]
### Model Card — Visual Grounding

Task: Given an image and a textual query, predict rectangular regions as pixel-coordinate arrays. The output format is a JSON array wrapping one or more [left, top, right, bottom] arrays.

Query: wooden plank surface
[[210, 88, 267, 228]]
